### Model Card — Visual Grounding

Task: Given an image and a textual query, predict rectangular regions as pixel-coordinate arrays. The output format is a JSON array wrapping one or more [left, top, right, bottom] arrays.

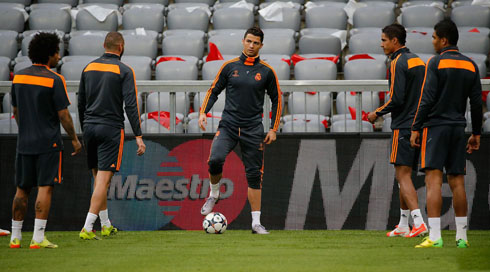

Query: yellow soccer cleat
[[415, 237, 443, 248], [79, 228, 100, 240], [101, 225, 118, 237], [30, 237, 58, 249], [9, 238, 21, 249]]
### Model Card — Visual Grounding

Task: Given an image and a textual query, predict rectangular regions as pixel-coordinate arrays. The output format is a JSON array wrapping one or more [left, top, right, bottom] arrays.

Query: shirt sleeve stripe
[[200, 58, 239, 114]]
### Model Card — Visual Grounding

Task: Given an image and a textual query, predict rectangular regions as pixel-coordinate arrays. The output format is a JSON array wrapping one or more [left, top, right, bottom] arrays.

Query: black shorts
[[390, 128, 419, 169], [83, 123, 124, 172], [420, 125, 466, 175], [208, 122, 265, 187], [15, 151, 63, 189]]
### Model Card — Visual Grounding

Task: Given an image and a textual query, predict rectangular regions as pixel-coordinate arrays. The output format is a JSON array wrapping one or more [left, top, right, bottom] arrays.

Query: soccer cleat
[[79, 228, 100, 240], [415, 237, 443, 248], [456, 239, 469, 248], [9, 238, 21, 249], [252, 224, 270, 235], [30, 237, 58, 249], [0, 228, 10, 236], [101, 225, 118, 237], [405, 223, 428, 238], [200, 196, 219, 216], [386, 225, 410, 237]]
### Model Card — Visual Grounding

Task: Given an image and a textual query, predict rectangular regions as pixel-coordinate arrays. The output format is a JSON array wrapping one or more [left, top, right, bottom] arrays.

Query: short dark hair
[[244, 26, 264, 43], [434, 19, 459, 46], [104, 32, 124, 51], [382, 24, 406, 45], [28, 32, 60, 64]]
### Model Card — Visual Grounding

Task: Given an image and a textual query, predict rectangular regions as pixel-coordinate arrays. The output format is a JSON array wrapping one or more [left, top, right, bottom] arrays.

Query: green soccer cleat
[[30, 237, 58, 249], [456, 239, 469, 248], [415, 237, 443, 248], [101, 225, 118, 237], [9, 238, 21, 249], [79, 228, 100, 240]]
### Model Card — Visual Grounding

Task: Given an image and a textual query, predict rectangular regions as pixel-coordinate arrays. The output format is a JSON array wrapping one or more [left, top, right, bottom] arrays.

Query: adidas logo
[[111, 164, 115, 168]]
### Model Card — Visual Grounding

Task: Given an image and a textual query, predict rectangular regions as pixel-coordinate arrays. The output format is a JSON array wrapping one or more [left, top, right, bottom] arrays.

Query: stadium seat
[[0, 118, 18, 134], [299, 34, 342, 55], [28, 7, 71, 33], [0, 30, 18, 60], [69, 31, 106, 56], [416, 53, 436, 64], [212, 7, 254, 30], [353, 6, 395, 28], [146, 92, 190, 115], [0, 3, 26, 32], [22, 30, 65, 57], [219, 0, 259, 5], [127, 0, 168, 5], [264, 59, 290, 80], [401, 6, 444, 28], [84, 0, 123, 6], [336, 92, 380, 114], [483, 119, 490, 133], [60, 56, 97, 80], [331, 120, 374, 132], [201, 60, 225, 80], [451, 5, 490, 27], [162, 35, 205, 59], [261, 54, 291, 63], [121, 33, 158, 59], [382, 116, 391, 132], [156, 55, 199, 67], [167, 7, 209, 32], [37, 0, 78, 7], [261, 34, 296, 56], [121, 56, 152, 80], [76, 5, 119, 31], [155, 60, 198, 80], [259, 6, 301, 31], [349, 27, 381, 36], [0, 57, 10, 81], [348, 33, 385, 55], [2, 93, 11, 113], [282, 119, 326, 133], [208, 34, 243, 56], [405, 32, 434, 54], [305, 6, 347, 29], [344, 59, 386, 80], [122, 4, 165, 33], [458, 33, 490, 56], [459, 26, 490, 37], [13, 56, 32, 74], [208, 29, 246, 37]]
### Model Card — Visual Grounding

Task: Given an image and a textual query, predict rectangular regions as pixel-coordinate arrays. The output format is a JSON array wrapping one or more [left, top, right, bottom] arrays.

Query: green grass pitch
[[1, 230, 489, 271]]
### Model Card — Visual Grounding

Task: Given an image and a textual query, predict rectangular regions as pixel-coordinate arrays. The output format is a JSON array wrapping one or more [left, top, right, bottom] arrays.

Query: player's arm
[[467, 64, 483, 154], [122, 67, 145, 156], [199, 63, 229, 130], [411, 57, 437, 147], [264, 68, 282, 144], [77, 72, 86, 132]]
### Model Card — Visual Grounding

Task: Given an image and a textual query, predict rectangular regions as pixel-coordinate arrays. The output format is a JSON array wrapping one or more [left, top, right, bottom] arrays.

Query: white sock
[[209, 182, 220, 198], [251, 211, 261, 227], [33, 219, 47, 243], [455, 216, 468, 241], [11, 220, 23, 241], [83, 212, 98, 232], [428, 217, 441, 241], [398, 209, 410, 228], [99, 209, 111, 228], [411, 209, 424, 228]]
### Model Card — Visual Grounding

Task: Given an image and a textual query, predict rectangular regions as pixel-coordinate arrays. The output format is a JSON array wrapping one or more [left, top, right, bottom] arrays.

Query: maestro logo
[[107, 139, 248, 230]]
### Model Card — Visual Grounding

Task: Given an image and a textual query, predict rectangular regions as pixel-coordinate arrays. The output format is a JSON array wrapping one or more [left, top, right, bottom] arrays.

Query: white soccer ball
[[203, 212, 228, 234]]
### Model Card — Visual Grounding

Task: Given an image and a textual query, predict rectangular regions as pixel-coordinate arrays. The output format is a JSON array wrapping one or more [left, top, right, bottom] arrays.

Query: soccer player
[[367, 24, 428, 238], [410, 19, 482, 248], [9, 32, 82, 249], [78, 32, 146, 240], [199, 26, 282, 234]]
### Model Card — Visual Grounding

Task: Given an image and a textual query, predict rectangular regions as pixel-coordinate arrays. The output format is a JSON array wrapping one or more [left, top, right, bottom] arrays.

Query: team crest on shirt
[[255, 73, 261, 81], [232, 70, 239, 77]]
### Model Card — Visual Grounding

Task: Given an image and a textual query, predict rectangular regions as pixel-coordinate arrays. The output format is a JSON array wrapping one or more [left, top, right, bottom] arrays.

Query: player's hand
[[198, 113, 207, 131], [466, 134, 480, 154], [367, 112, 377, 124], [264, 129, 276, 144], [71, 139, 82, 156], [410, 131, 420, 148], [136, 137, 146, 156]]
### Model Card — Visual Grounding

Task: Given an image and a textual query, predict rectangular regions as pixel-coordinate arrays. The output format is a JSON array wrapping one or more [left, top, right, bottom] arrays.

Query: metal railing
[[1, 79, 489, 134]]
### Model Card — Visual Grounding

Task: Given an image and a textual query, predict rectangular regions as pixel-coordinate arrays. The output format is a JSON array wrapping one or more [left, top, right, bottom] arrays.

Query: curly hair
[[28, 32, 60, 64]]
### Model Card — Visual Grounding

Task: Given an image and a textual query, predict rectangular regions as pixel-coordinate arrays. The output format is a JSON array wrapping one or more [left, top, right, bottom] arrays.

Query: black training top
[[11, 64, 70, 154], [78, 53, 142, 136], [412, 46, 482, 135], [200, 53, 282, 131], [375, 47, 426, 129]]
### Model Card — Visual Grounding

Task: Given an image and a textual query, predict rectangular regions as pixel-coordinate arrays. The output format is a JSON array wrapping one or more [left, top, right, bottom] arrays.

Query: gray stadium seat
[[127, 0, 168, 5], [163, 29, 206, 41], [294, 59, 337, 80], [0, 4, 25, 32], [264, 60, 290, 80], [305, 6, 347, 29], [416, 53, 436, 64], [122, 4, 165, 32], [208, 29, 246, 37], [121, 56, 152, 80], [344, 59, 386, 80], [156, 55, 199, 67], [0, 30, 18, 59], [167, 8, 209, 32], [162, 35, 205, 59], [0, 0, 30, 5], [382, 117, 392, 132], [28, 8, 71, 33], [121, 33, 158, 59], [353, 6, 395, 28], [207, 34, 243, 56], [259, 7, 301, 31], [146, 92, 190, 115], [37, 0, 78, 7], [261, 54, 291, 63], [261, 34, 296, 56], [76, 5, 119, 31], [212, 7, 254, 30], [483, 119, 490, 133], [288, 92, 332, 116], [458, 33, 490, 56], [60, 56, 97, 80], [405, 32, 434, 54], [13, 56, 32, 74], [451, 5, 490, 27], [0, 118, 18, 134], [22, 30, 65, 57], [84, 0, 123, 6], [155, 60, 198, 80], [331, 120, 373, 132], [2, 92, 11, 113], [401, 6, 444, 28], [201, 60, 226, 80], [299, 34, 342, 55], [69, 31, 107, 56], [175, 0, 214, 5], [336, 92, 380, 114], [0, 57, 10, 81], [219, 0, 259, 5], [348, 33, 385, 55], [282, 119, 326, 133], [459, 26, 490, 37]]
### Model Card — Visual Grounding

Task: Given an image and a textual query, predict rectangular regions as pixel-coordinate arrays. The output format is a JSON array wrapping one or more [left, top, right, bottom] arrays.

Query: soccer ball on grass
[[203, 212, 227, 234]]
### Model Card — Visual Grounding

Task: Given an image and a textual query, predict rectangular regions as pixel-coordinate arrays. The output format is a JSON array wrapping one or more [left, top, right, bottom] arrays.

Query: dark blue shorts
[[83, 124, 124, 172], [15, 151, 63, 188], [390, 128, 419, 169]]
